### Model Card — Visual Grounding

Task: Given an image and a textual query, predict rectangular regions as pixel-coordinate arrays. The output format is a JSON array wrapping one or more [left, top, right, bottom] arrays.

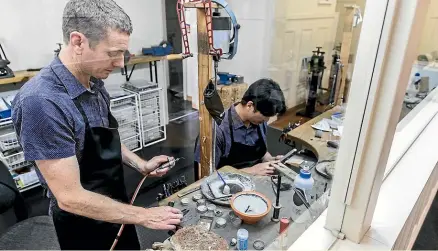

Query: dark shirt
[[195, 105, 267, 168], [11, 57, 111, 212]]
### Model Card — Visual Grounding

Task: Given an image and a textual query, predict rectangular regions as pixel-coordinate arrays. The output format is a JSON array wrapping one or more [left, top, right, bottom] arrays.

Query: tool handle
[[166, 54, 193, 60], [217, 171, 227, 185]]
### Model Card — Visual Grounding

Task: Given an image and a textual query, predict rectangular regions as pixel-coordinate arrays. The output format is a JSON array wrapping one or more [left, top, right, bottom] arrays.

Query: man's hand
[[140, 206, 183, 230], [139, 155, 175, 177], [242, 161, 278, 176], [265, 155, 284, 162], [263, 152, 284, 162]]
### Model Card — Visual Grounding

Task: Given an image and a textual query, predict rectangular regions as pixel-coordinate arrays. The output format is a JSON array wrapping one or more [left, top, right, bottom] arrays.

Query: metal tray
[[201, 172, 255, 206]]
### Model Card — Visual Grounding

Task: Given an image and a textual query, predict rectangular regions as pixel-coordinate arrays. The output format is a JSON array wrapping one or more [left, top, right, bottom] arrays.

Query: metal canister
[[193, 194, 203, 202], [280, 217, 290, 234], [197, 199, 206, 206]]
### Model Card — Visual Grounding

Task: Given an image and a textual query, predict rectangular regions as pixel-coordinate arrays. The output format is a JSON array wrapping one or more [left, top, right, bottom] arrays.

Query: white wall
[[184, 0, 274, 109], [218, 0, 275, 84], [0, 0, 168, 93]]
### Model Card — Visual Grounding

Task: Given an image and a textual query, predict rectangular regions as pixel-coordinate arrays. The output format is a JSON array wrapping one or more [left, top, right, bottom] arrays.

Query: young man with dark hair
[[195, 78, 287, 176]]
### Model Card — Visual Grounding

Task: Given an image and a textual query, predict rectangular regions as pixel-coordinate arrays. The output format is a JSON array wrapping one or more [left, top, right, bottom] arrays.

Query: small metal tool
[[279, 149, 298, 164], [181, 209, 190, 216], [157, 157, 184, 171], [244, 205, 251, 213], [177, 186, 201, 198], [327, 140, 339, 149]]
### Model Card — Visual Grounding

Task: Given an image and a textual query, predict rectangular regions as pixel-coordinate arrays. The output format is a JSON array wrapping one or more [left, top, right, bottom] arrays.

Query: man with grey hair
[[11, 0, 182, 249]]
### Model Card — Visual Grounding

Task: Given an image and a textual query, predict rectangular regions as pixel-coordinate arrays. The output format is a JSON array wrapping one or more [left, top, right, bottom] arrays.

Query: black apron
[[217, 108, 267, 169], [50, 67, 140, 250]]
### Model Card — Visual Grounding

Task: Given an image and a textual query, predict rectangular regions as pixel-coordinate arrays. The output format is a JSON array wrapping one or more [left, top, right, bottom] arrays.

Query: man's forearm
[[121, 144, 146, 174], [58, 188, 148, 226]]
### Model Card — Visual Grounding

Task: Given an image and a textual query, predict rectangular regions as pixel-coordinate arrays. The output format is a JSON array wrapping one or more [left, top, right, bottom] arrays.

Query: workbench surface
[[159, 165, 331, 250], [274, 107, 340, 180], [287, 107, 340, 161], [0, 54, 183, 85]]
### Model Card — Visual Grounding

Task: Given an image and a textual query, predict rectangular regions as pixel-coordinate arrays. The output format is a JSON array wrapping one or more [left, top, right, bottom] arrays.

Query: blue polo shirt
[[194, 105, 267, 168], [12, 57, 111, 187]]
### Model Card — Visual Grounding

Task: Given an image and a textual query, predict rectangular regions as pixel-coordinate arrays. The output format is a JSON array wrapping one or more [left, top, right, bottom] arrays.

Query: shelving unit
[[122, 81, 167, 147], [0, 118, 41, 192], [110, 93, 142, 152]]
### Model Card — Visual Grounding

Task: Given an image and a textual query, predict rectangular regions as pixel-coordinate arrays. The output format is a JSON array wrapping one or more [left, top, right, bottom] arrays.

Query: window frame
[[324, 0, 432, 244]]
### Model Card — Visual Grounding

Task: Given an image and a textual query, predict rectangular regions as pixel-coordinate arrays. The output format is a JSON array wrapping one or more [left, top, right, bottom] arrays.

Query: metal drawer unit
[[110, 93, 142, 152], [122, 81, 166, 147]]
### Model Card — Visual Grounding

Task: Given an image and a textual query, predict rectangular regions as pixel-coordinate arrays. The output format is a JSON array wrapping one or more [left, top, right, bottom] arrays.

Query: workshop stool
[[0, 164, 60, 249], [0, 216, 60, 250]]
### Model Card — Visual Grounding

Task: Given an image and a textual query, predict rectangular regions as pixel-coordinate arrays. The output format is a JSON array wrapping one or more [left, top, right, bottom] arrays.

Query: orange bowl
[[230, 191, 272, 224]]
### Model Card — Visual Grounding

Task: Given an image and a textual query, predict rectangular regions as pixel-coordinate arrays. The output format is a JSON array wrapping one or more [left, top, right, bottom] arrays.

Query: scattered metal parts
[[215, 217, 227, 228], [177, 186, 201, 198], [197, 215, 214, 231], [193, 194, 203, 202], [230, 238, 237, 246], [253, 240, 265, 250], [181, 209, 190, 216], [197, 199, 206, 206], [181, 198, 190, 206], [207, 204, 217, 212], [197, 205, 208, 214], [214, 209, 223, 217]]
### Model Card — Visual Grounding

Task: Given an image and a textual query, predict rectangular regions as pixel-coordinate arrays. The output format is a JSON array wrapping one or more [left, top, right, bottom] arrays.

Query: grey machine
[[0, 43, 14, 79]]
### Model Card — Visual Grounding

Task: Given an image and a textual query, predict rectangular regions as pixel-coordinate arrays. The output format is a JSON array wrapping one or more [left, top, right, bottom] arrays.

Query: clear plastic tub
[[140, 97, 160, 115], [142, 112, 160, 130]]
